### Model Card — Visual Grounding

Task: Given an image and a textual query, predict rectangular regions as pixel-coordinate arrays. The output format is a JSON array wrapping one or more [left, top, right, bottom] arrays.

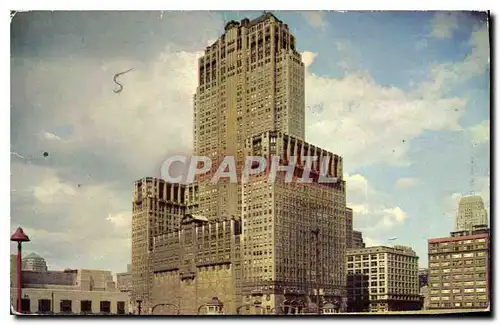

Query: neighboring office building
[[117, 264, 133, 312], [420, 286, 429, 310], [346, 245, 421, 312], [352, 231, 366, 249], [22, 253, 48, 272], [418, 268, 428, 289], [131, 178, 198, 313], [418, 269, 429, 310], [151, 214, 243, 315], [455, 195, 488, 232], [427, 225, 490, 310], [10, 255, 129, 314]]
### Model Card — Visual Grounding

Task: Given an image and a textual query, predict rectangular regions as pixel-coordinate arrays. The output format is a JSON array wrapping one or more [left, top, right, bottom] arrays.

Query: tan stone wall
[[152, 265, 240, 315], [11, 287, 130, 314]]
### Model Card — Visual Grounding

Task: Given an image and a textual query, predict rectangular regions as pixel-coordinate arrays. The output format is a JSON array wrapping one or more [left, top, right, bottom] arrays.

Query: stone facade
[[131, 178, 198, 313], [10, 258, 129, 314], [151, 214, 242, 315]]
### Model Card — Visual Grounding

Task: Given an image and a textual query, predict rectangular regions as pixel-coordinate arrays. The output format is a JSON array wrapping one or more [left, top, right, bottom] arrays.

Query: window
[[117, 301, 126, 315], [100, 301, 111, 314], [81, 300, 92, 314], [60, 300, 72, 313], [38, 299, 51, 313], [20, 299, 31, 313]]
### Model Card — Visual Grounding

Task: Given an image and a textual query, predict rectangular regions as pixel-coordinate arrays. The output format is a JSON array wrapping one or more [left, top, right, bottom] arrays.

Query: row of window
[[17, 299, 126, 314]]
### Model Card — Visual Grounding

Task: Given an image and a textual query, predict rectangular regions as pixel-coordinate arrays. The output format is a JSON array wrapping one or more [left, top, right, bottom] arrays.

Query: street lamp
[[311, 228, 321, 315], [251, 289, 263, 315], [10, 227, 30, 313], [136, 299, 142, 315]]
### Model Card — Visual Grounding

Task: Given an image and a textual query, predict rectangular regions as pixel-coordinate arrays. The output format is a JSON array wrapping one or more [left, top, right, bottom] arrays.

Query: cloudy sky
[[10, 11, 490, 274]]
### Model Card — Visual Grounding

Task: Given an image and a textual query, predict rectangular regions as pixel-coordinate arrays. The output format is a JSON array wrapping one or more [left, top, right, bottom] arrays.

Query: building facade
[[427, 227, 490, 310], [455, 195, 488, 232], [346, 208, 353, 249], [151, 214, 243, 315], [418, 268, 428, 289], [117, 264, 133, 312], [193, 12, 305, 220], [242, 131, 346, 313], [131, 178, 198, 313], [10, 257, 129, 314], [132, 12, 348, 315], [352, 231, 365, 249], [346, 246, 421, 312], [22, 253, 48, 272]]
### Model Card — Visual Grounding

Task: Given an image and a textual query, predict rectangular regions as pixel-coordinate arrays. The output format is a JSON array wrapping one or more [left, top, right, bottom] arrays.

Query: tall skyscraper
[[455, 195, 488, 232], [135, 12, 348, 315], [193, 12, 305, 220]]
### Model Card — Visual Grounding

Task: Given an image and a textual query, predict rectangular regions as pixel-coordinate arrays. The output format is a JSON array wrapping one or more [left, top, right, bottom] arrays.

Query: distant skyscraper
[[22, 252, 48, 272], [455, 195, 488, 232], [351, 231, 365, 249]]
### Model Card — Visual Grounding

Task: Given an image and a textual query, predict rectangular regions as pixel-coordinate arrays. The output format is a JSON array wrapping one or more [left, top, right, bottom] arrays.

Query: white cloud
[[430, 12, 460, 39], [346, 174, 408, 234], [467, 120, 490, 145], [305, 70, 466, 171], [420, 26, 489, 97], [301, 51, 318, 69], [33, 175, 76, 204], [42, 132, 62, 141], [395, 177, 420, 189], [106, 212, 131, 230], [301, 11, 327, 30]]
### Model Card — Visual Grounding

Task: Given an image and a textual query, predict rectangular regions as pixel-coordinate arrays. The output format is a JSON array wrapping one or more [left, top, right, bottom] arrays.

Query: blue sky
[[10, 11, 490, 273]]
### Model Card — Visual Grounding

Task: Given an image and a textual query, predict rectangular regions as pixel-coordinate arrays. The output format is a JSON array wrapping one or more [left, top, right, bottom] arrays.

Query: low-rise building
[[427, 226, 490, 310], [346, 245, 421, 312], [10, 255, 129, 314], [117, 264, 133, 312]]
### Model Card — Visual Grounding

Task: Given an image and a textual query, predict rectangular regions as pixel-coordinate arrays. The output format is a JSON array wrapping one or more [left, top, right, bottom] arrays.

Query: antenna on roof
[[470, 155, 475, 195]]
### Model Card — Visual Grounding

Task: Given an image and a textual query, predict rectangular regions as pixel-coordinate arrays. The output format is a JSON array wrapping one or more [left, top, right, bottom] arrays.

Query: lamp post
[[311, 228, 321, 315], [136, 299, 142, 315], [10, 227, 30, 313], [251, 289, 263, 315]]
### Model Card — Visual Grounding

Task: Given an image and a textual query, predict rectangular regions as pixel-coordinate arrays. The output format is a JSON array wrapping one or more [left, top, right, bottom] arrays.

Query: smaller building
[[427, 226, 490, 310], [346, 245, 421, 312], [351, 231, 366, 249], [22, 253, 48, 272], [418, 268, 428, 289], [117, 264, 133, 312], [11, 257, 129, 315]]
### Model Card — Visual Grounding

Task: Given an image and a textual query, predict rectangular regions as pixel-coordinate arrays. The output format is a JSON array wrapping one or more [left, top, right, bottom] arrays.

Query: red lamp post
[[10, 227, 30, 313]]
